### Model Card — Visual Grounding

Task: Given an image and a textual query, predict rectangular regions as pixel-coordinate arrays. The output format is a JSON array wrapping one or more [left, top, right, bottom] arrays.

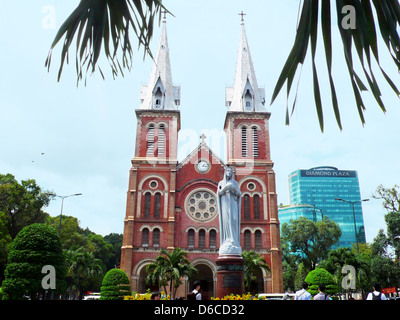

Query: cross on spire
[[238, 11, 246, 23], [200, 133, 207, 144], [161, 10, 168, 22]]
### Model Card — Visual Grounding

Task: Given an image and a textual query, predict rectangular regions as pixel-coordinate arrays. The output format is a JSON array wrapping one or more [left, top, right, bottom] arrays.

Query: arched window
[[158, 124, 165, 156], [253, 194, 260, 219], [241, 126, 248, 157], [255, 230, 262, 249], [144, 193, 151, 218], [147, 124, 155, 155], [244, 230, 251, 249], [244, 89, 253, 110], [153, 228, 160, 247], [142, 228, 149, 247], [244, 194, 251, 219], [252, 126, 259, 157], [153, 85, 163, 109], [188, 229, 195, 248], [199, 229, 206, 248], [154, 192, 161, 218], [210, 230, 216, 248]]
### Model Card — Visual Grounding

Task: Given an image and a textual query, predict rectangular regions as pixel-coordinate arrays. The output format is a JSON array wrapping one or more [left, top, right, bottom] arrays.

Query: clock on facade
[[196, 160, 210, 173]]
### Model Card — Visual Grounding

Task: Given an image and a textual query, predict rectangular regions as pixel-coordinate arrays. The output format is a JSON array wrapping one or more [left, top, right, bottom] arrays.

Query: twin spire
[[139, 13, 265, 113], [139, 17, 180, 111]]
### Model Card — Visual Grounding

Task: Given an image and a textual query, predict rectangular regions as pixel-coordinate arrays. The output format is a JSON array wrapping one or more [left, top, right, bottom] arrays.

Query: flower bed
[[212, 293, 265, 300], [124, 291, 170, 300]]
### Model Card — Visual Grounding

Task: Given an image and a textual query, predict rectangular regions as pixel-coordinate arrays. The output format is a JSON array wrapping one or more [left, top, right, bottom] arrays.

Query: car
[[83, 293, 101, 300], [257, 293, 295, 300]]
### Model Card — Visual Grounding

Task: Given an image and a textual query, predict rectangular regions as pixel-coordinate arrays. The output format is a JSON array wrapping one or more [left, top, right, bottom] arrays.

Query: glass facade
[[278, 204, 323, 229], [285, 166, 366, 249]]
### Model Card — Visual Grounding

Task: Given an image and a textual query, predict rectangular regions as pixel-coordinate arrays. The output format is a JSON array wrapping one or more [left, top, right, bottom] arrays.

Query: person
[[313, 284, 330, 300], [151, 291, 161, 300], [366, 283, 387, 300], [294, 282, 312, 300], [188, 280, 202, 300]]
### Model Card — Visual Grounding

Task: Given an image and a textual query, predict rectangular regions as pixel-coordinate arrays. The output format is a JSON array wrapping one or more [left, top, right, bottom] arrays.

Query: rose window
[[185, 190, 218, 222]]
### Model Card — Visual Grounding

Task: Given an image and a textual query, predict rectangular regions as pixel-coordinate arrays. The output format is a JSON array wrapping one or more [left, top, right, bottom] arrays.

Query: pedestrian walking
[[366, 283, 386, 300], [313, 284, 330, 300], [294, 282, 311, 300], [187, 280, 202, 300]]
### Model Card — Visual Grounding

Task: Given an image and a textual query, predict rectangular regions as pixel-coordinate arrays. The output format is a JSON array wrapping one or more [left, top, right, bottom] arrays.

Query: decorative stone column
[[216, 255, 244, 298]]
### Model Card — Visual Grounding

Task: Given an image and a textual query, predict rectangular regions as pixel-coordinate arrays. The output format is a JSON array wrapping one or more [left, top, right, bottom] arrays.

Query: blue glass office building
[[286, 166, 366, 249], [278, 204, 324, 224]]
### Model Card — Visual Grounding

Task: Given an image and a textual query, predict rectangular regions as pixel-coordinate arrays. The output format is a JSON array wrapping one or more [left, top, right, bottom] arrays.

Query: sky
[[0, 0, 399, 244]]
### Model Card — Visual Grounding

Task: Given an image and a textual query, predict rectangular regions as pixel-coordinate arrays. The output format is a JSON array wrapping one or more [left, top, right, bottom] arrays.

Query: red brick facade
[[120, 108, 283, 298]]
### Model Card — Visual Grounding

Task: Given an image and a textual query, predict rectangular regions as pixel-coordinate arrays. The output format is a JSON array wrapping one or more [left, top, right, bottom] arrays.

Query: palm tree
[[65, 248, 103, 299], [242, 251, 270, 293], [46, 1, 400, 130], [145, 248, 198, 299]]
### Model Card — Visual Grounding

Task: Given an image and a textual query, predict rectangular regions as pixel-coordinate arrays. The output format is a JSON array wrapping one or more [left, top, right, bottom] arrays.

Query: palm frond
[[45, 0, 169, 85], [271, 0, 400, 132]]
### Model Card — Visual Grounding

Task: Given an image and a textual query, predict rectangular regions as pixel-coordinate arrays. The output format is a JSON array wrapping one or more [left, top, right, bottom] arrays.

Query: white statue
[[217, 166, 242, 256]]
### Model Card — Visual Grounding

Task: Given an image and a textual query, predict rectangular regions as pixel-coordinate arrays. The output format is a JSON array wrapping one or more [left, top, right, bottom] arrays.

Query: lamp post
[[335, 197, 369, 300], [335, 198, 369, 253], [48, 193, 82, 235]]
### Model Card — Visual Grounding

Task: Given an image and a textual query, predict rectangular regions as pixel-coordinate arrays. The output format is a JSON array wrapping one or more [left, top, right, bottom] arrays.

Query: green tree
[[242, 251, 270, 293], [0, 211, 12, 282], [46, 215, 88, 250], [282, 259, 297, 292], [85, 232, 113, 269], [2, 223, 66, 300], [294, 262, 310, 292], [0, 174, 51, 240], [281, 216, 342, 270], [146, 248, 197, 299], [103, 233, 123, 270], [373, 185, 400, 258], [370, 230, 400, 289], [47, 1, 400, 130], [370, 254, 400, 289], [100, 268, 131, 300], [65, 247, 103, 299], [305, 268, 338, 296], [373, 184, 400, 213], [319, 246, 370, 298]]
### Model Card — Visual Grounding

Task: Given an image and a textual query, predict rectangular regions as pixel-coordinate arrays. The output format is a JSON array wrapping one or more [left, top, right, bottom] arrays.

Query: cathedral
[[120, 16, 283, 298]]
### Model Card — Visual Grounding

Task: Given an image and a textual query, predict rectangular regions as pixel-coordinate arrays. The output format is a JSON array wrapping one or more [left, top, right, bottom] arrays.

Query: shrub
[[2, 223, 66, 300], [305, 268, 338, 296], [100, 269, 131, 300]]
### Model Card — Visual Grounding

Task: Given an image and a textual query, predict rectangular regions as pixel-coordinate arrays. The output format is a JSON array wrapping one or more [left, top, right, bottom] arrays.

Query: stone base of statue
[[216, 255, 244, 298]]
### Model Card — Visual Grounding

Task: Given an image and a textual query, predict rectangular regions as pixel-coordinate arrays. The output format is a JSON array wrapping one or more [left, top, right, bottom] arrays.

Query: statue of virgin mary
[[217, 166, 242, 256]]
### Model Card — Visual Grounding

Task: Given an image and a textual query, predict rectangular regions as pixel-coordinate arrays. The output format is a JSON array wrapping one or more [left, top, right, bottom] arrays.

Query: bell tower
[[120, 16, 181, 284], [224, 18, 283, 293]]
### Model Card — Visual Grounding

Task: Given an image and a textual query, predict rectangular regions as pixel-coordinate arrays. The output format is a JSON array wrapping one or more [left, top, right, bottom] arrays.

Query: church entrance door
[[189, 263, 214, 300]]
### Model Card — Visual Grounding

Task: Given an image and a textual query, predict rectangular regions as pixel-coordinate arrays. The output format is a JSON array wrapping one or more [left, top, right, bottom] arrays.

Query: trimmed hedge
[[100, 269, 131, 300], [2, 223, 65, 300], [305, 268, 338, 295]]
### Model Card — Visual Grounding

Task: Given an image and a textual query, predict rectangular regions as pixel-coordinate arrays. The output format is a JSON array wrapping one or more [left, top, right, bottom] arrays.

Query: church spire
[[139, 16, 180, 110], [226, 16, 265, 112]]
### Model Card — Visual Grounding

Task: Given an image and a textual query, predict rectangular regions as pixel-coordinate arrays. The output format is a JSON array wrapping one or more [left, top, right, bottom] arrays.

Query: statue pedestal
[[216, 255, 244, 298]]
